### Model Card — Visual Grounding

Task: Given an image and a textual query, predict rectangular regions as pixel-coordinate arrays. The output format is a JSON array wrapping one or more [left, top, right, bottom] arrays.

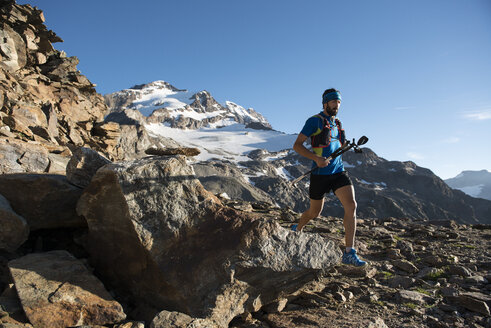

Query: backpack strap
[[335, 119, 346, 145], [311, 115, 331, 148]]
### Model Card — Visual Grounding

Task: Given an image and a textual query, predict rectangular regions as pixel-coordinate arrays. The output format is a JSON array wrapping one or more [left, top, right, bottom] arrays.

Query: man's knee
[[344, 200, 357, 214]]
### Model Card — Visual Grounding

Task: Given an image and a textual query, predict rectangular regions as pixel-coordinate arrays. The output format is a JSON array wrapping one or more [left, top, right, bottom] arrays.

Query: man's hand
[[314, 156, 331, 168]]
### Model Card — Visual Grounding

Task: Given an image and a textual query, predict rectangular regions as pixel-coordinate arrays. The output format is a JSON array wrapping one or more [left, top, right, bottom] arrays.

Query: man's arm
[[293, 133, 330, 168]]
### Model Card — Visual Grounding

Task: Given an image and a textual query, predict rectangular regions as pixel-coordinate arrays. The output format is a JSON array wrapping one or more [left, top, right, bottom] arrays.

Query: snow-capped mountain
[[104, 80, 293, 162], [104, 80, 272, 130], [445, 170, 491, 200]]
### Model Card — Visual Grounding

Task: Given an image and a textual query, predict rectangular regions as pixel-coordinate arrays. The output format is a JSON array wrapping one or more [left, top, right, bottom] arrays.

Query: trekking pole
[[291, 136, 368, 186]]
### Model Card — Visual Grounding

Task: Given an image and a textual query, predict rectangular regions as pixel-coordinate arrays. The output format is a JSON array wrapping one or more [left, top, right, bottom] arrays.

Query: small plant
[[425, 269, 446, 281], [371, 300, 386, 307], [452, 243, 476, 249], [380, 271, 394, 279], [414, 287, 432, 296], [403, 302, 418, 309], [393, 235, 403, 241]]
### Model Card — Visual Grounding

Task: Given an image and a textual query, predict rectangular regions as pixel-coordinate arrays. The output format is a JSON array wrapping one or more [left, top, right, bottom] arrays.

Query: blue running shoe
[[291, 224, 298, 232], [342, 249, 366, 266]]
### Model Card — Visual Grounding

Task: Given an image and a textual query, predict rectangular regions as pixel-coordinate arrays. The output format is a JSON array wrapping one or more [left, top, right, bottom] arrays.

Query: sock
[[345, 247, 353, 253]]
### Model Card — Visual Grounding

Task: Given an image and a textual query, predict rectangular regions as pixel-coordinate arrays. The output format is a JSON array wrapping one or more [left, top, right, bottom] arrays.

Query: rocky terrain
[[0, 0, 117, 170], [1, 153, 490, 327], [1, 1, 490, 328]]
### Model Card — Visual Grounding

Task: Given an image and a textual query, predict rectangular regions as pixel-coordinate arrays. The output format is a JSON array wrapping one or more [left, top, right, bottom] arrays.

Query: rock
[[111, 124, 180, 161], [0, 284, 25, 323], [344, 291, 354, 301], [66, 147, 111, 188], [145, 147, 200, 157], [423, 255, 445, 267], [8, 250, 126, 328], [262, 298, 288, 314], [447, 294, 491, 316], [464, 275, 488, 285], [392, 259, 419, 273], [396, 290, 434, 305], [388, 276, 416, 289], [113, 322, 145, 328], [334, 292, 346, 302], [46, 152, 71, 174], [0, 194, 29, 252], [150, 310, 195, 328], [0, 138, 50, 174], [368, 317, 389, 328], [396, 239, 415, 259], [0, 174, 85, 230], [440, 287, 459, 297], [416, 267, 444, 280], [386, 248, 402, 259], [76, 156, 342, 327]]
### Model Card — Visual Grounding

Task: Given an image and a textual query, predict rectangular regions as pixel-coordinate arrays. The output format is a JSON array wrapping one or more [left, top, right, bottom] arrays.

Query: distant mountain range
[[103, 81, 491, 224], [445, 170, 491, 201]]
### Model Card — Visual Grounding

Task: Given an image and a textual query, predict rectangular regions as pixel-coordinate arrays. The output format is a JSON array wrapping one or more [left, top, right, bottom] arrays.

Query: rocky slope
[[191, 146, 491, 225], [445, 170, 491, 201], [0, 0, 119, 171], [0, 1, 181, 171]]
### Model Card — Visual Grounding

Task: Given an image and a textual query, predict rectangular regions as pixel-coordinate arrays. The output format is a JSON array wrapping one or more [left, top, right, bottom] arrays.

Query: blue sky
[[20, 0, 491, 179]]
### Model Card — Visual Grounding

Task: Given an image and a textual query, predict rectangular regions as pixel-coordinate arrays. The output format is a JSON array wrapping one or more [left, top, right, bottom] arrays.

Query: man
[[291, 88, 366, 267]]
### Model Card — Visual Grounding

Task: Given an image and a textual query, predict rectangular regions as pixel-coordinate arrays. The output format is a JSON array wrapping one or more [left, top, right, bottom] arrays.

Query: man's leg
[[334, 185, 357, 248], [335, 184, 366, 266], [296, 198, 324, 231]]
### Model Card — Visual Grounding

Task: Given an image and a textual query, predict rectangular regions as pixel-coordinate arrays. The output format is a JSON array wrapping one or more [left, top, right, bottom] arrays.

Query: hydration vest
[[310, 114, 346, 148]]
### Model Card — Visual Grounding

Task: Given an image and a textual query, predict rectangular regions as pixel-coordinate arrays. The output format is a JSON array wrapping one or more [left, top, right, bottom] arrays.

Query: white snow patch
[[145, 122, 297, 163], [359, 179, 387, 190], [455, 184, 484, 198], [131, 86, 194, 116], [275, 167, 294, 181], [343, 161, 355, 168], [219, 192, 231, 200], [264, 150, 290, 161]]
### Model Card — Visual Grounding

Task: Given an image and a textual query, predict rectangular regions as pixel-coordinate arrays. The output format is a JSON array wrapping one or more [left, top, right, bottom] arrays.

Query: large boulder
[[0, 194, 29, 252], [76, 156, 341, 327], [8, 250, 126, 328], [0, 173, 85, 230]]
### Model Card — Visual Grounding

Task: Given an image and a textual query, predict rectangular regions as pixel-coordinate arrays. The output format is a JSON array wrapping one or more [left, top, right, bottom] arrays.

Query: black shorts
[[309, 171, 352, 200]]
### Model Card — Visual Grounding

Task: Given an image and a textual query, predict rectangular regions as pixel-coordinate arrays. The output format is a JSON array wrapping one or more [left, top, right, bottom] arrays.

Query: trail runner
[[291, 88, 366, 267]]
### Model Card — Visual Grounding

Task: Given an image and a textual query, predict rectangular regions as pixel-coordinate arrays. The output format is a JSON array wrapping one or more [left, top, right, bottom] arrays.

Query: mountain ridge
[[445, 169, 491, 200], [104, 80, 273, 131]]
